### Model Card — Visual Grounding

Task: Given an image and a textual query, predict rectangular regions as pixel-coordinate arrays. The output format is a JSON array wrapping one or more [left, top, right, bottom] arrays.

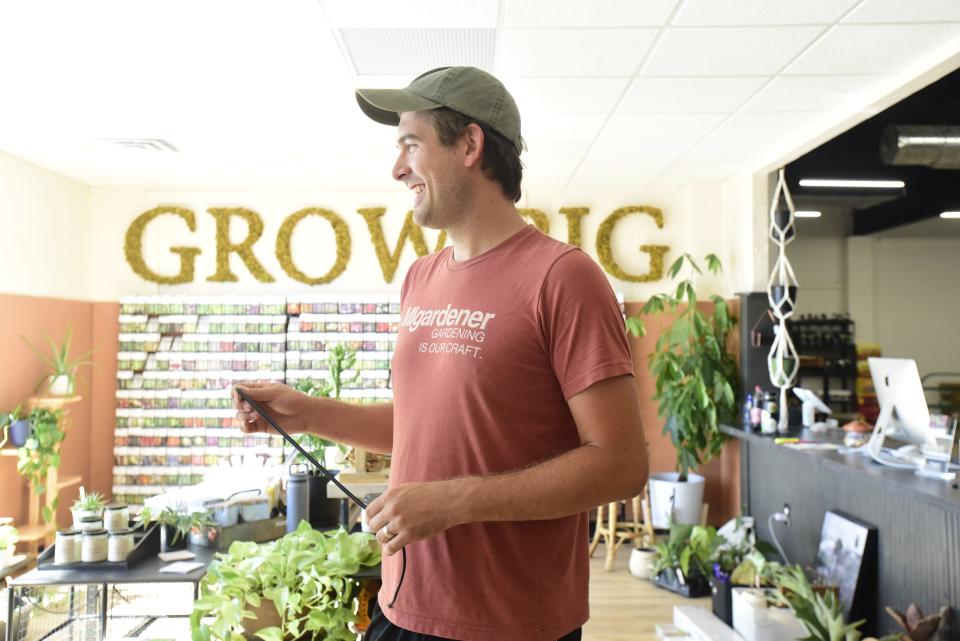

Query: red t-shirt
[[381, 224, 635, 640]]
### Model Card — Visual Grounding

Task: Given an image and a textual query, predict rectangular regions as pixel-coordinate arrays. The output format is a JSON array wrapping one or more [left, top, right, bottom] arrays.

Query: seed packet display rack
[[112, 294, 400, 504]]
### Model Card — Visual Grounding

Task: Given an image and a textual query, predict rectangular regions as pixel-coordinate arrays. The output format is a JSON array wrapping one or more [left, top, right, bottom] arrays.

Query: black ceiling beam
[[852, 173, 960, 235]]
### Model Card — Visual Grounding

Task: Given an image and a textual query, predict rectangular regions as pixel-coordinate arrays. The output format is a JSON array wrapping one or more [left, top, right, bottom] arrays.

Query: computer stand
[[866, 402, 957, 480]]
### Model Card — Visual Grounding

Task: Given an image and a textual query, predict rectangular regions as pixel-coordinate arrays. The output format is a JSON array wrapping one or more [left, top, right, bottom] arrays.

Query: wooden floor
[[583, 545, 711, 641]]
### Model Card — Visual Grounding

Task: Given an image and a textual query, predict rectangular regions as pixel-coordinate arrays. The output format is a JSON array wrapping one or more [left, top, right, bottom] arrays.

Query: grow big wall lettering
[[124, 204, 671, 286]]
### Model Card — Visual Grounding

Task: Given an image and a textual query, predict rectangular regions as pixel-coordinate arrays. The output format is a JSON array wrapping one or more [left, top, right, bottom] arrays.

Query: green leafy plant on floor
[[16, 408, 66, 523], [293, 344, 360, 466], [625, 254, 739, 481], [773, 565, 865, 641], [190, 521, 381, 641], [651, 520, 725, 581], [21, 326, 96, 395]]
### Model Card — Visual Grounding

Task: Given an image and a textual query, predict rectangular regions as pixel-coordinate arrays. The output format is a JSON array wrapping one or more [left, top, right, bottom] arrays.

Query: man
[[235, 66, 648, 641]]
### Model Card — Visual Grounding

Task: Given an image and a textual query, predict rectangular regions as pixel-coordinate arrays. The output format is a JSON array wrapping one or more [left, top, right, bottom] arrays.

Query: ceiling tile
[[320, 0, 498, 27], [740, 74, 889, 112], [844, 0, 960, 24], [619, 76, 769, 112], [572, 139, 692, 184], [785, 23, 960, 75], [522, 140, 593, 187], [600, 113, 728, 141], [682, 138, 773, 163], [341, 29, 495, 75], [674, 0, 860, 26], [655, 161, 742, 185], [522, 113, 608, 145], [642, 26, 825, 76], [497, 28, 658, 76], [507, 77, 630, 113], [708, 112, 831, 139], [502, 0, 680, 27]]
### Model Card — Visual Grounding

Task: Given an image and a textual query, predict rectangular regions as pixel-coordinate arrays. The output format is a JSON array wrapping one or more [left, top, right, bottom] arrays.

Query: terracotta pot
[[241, 600, 310, 640]]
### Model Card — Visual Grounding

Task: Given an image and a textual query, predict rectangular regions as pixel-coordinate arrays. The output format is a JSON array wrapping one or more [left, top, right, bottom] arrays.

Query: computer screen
[[867, 357, 936, 452]]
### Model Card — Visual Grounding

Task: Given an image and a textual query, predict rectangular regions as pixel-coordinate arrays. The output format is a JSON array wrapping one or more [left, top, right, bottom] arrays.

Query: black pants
[[365, 601, 582, 641]]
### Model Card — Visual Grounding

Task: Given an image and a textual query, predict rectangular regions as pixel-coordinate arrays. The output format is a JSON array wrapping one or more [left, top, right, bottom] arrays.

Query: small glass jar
[[104, 504, 129, 532], [78, 516, 103, 532], [82, 529, 108, 563], [108, 529, 135, 562], [54, 529, 82, 564]]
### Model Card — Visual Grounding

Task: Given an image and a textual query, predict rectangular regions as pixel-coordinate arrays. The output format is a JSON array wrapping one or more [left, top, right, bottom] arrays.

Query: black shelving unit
[[788, 316, 857, 417]]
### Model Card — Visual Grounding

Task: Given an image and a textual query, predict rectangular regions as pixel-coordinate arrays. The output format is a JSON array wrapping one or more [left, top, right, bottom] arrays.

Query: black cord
[[235, 387, 406, 608]]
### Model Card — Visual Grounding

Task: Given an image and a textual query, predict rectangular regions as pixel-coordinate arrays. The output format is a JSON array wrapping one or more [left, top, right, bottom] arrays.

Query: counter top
[[721, 424, 960, 512]]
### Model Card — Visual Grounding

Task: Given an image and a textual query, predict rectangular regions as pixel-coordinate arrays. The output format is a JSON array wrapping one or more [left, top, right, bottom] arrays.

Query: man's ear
[[460, 123, 485, 168]]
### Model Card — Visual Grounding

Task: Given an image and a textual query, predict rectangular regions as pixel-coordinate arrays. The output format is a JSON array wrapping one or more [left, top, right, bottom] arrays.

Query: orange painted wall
[[0, 293, 742, 535]]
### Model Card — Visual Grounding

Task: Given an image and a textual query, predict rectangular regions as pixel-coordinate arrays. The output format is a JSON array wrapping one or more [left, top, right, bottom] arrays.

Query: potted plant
[[773, 565, 866, 641], [139, 506, 200, 553], [1, 405, 31, 449], [71, 490, 107, 529], [650, 520, 723, 598], [0, 523, 18, 568], [626, 253, 738, 527], [190, 521, 381, 641], [16, 408, 66, 524], [294, 344, 359, 529], [21, 326, 95, 396]]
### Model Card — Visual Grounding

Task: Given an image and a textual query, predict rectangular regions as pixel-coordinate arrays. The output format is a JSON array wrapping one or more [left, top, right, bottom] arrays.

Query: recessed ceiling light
[[795, 211, 821, 218], [941, 211, 960, 219], [798, 179, 905, 189]]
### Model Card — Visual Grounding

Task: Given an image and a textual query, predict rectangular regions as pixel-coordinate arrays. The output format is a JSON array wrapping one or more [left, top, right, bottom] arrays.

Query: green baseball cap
[[356, 66, 523, 153]]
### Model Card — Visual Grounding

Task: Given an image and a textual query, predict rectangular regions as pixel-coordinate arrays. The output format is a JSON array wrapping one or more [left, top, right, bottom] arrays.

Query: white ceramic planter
[[72, 507, 103, 531], [648, 472, 706, 528], [732, 587, 807, 641], [0, 546, 13, 568], [48, 375, 72, 396], [628, 547, 657, 580]]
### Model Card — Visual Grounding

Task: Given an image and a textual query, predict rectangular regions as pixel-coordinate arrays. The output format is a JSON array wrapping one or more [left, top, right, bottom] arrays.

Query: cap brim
[[355, 88, 441, 126]]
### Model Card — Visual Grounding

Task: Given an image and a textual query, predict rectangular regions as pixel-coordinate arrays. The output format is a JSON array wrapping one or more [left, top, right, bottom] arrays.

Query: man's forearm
[[302, 397, 394, 454], [455, 441, 648, 524]]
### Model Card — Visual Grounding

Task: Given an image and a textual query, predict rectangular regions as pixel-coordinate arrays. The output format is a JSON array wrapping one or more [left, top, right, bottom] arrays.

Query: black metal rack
[[788, 316, 858, 416]]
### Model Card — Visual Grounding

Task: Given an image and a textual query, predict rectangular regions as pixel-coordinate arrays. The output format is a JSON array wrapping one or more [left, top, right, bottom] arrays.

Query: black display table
[[722, 424, 958, 638]]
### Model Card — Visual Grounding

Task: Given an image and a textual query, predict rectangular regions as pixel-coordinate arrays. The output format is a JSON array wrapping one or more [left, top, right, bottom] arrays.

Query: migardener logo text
[[400, 304, 496, 359]]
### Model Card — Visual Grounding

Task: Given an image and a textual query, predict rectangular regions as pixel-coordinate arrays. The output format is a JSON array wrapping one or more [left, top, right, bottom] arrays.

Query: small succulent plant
[[881, 604, 948, 641]]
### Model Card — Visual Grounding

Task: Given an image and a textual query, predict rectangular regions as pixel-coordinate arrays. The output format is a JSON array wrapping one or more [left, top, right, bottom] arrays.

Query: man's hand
[[233, 382, 310, 435], [364, 478, 475, 556]]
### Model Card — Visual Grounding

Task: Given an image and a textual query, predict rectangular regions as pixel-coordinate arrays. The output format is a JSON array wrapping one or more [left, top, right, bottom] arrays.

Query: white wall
[[0, 151, 91, 299], [85, 177, 762, 302], [780, 209, 852, 317], [849, 236, 960, 381]]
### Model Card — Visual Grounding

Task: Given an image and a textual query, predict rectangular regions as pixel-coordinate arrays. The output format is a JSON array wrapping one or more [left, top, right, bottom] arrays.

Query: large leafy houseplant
[[190, 521, 381, 641], [626, 253, 739, 481], [16, 408, 66, 523], [21, 326, 95, 395]]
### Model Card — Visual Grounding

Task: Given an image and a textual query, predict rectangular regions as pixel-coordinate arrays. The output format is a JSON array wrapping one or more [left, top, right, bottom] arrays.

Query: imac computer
[[865, 357, 936, 469]]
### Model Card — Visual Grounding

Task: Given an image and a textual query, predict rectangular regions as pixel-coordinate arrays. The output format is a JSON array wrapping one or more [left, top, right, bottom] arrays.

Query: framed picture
[[811, 510, 877, 627]]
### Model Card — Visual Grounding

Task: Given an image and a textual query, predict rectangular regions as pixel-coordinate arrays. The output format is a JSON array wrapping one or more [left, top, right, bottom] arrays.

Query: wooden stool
[[589, 488, 655, 571]]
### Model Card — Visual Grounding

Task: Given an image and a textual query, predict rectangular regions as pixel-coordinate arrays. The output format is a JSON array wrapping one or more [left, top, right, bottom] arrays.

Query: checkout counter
[[722, 423, 960, 634]]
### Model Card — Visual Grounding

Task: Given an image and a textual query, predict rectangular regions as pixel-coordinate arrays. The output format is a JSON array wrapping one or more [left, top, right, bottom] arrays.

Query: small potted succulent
[[0, 522, 19, 568], [139, 506, 199, 553], [21, 326, 95, 396], [1, 405, 30, 448], [71, 490, 107, 529]]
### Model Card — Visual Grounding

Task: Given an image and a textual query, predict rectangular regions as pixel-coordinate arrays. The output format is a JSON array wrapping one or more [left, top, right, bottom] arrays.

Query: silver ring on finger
[[382, 523, 397, 540]]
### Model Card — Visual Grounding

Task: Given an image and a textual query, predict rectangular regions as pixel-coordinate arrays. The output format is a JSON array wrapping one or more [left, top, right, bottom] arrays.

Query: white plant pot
[[732, 588, 807, 641], [648, 472, 706, 528], [628, 547, 657, 580], [48, 375, 72, 396], [72, 507, 103, 530], [0, 546, 13, 568]]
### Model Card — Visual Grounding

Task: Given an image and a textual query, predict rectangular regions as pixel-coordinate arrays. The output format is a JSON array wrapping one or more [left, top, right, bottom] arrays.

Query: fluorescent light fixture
[[795, 210, 822, 218], [798, 179, 905, 189], [941, 211, 960, 219]]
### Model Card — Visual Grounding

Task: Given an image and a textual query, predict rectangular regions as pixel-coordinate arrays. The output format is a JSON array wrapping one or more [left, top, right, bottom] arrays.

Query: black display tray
[[38, 523, 159, 571], [651, 568, 711, 598]]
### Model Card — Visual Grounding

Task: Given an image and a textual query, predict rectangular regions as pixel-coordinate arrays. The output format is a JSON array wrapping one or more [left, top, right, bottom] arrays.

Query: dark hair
[[423, 107, 525, 203]]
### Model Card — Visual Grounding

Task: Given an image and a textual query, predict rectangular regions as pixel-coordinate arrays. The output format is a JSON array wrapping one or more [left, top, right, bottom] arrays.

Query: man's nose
[[392, 154, 408, 182]]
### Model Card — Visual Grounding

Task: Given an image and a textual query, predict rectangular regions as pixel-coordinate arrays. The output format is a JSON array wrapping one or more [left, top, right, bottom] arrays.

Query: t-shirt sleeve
[[538, 249, 636, 400]]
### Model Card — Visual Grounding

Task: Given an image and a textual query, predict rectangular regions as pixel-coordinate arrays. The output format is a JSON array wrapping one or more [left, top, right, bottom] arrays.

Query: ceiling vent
[[880, 125, 960, 169], [99, 138, 179, 152], [339, 28, 495, 76]]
